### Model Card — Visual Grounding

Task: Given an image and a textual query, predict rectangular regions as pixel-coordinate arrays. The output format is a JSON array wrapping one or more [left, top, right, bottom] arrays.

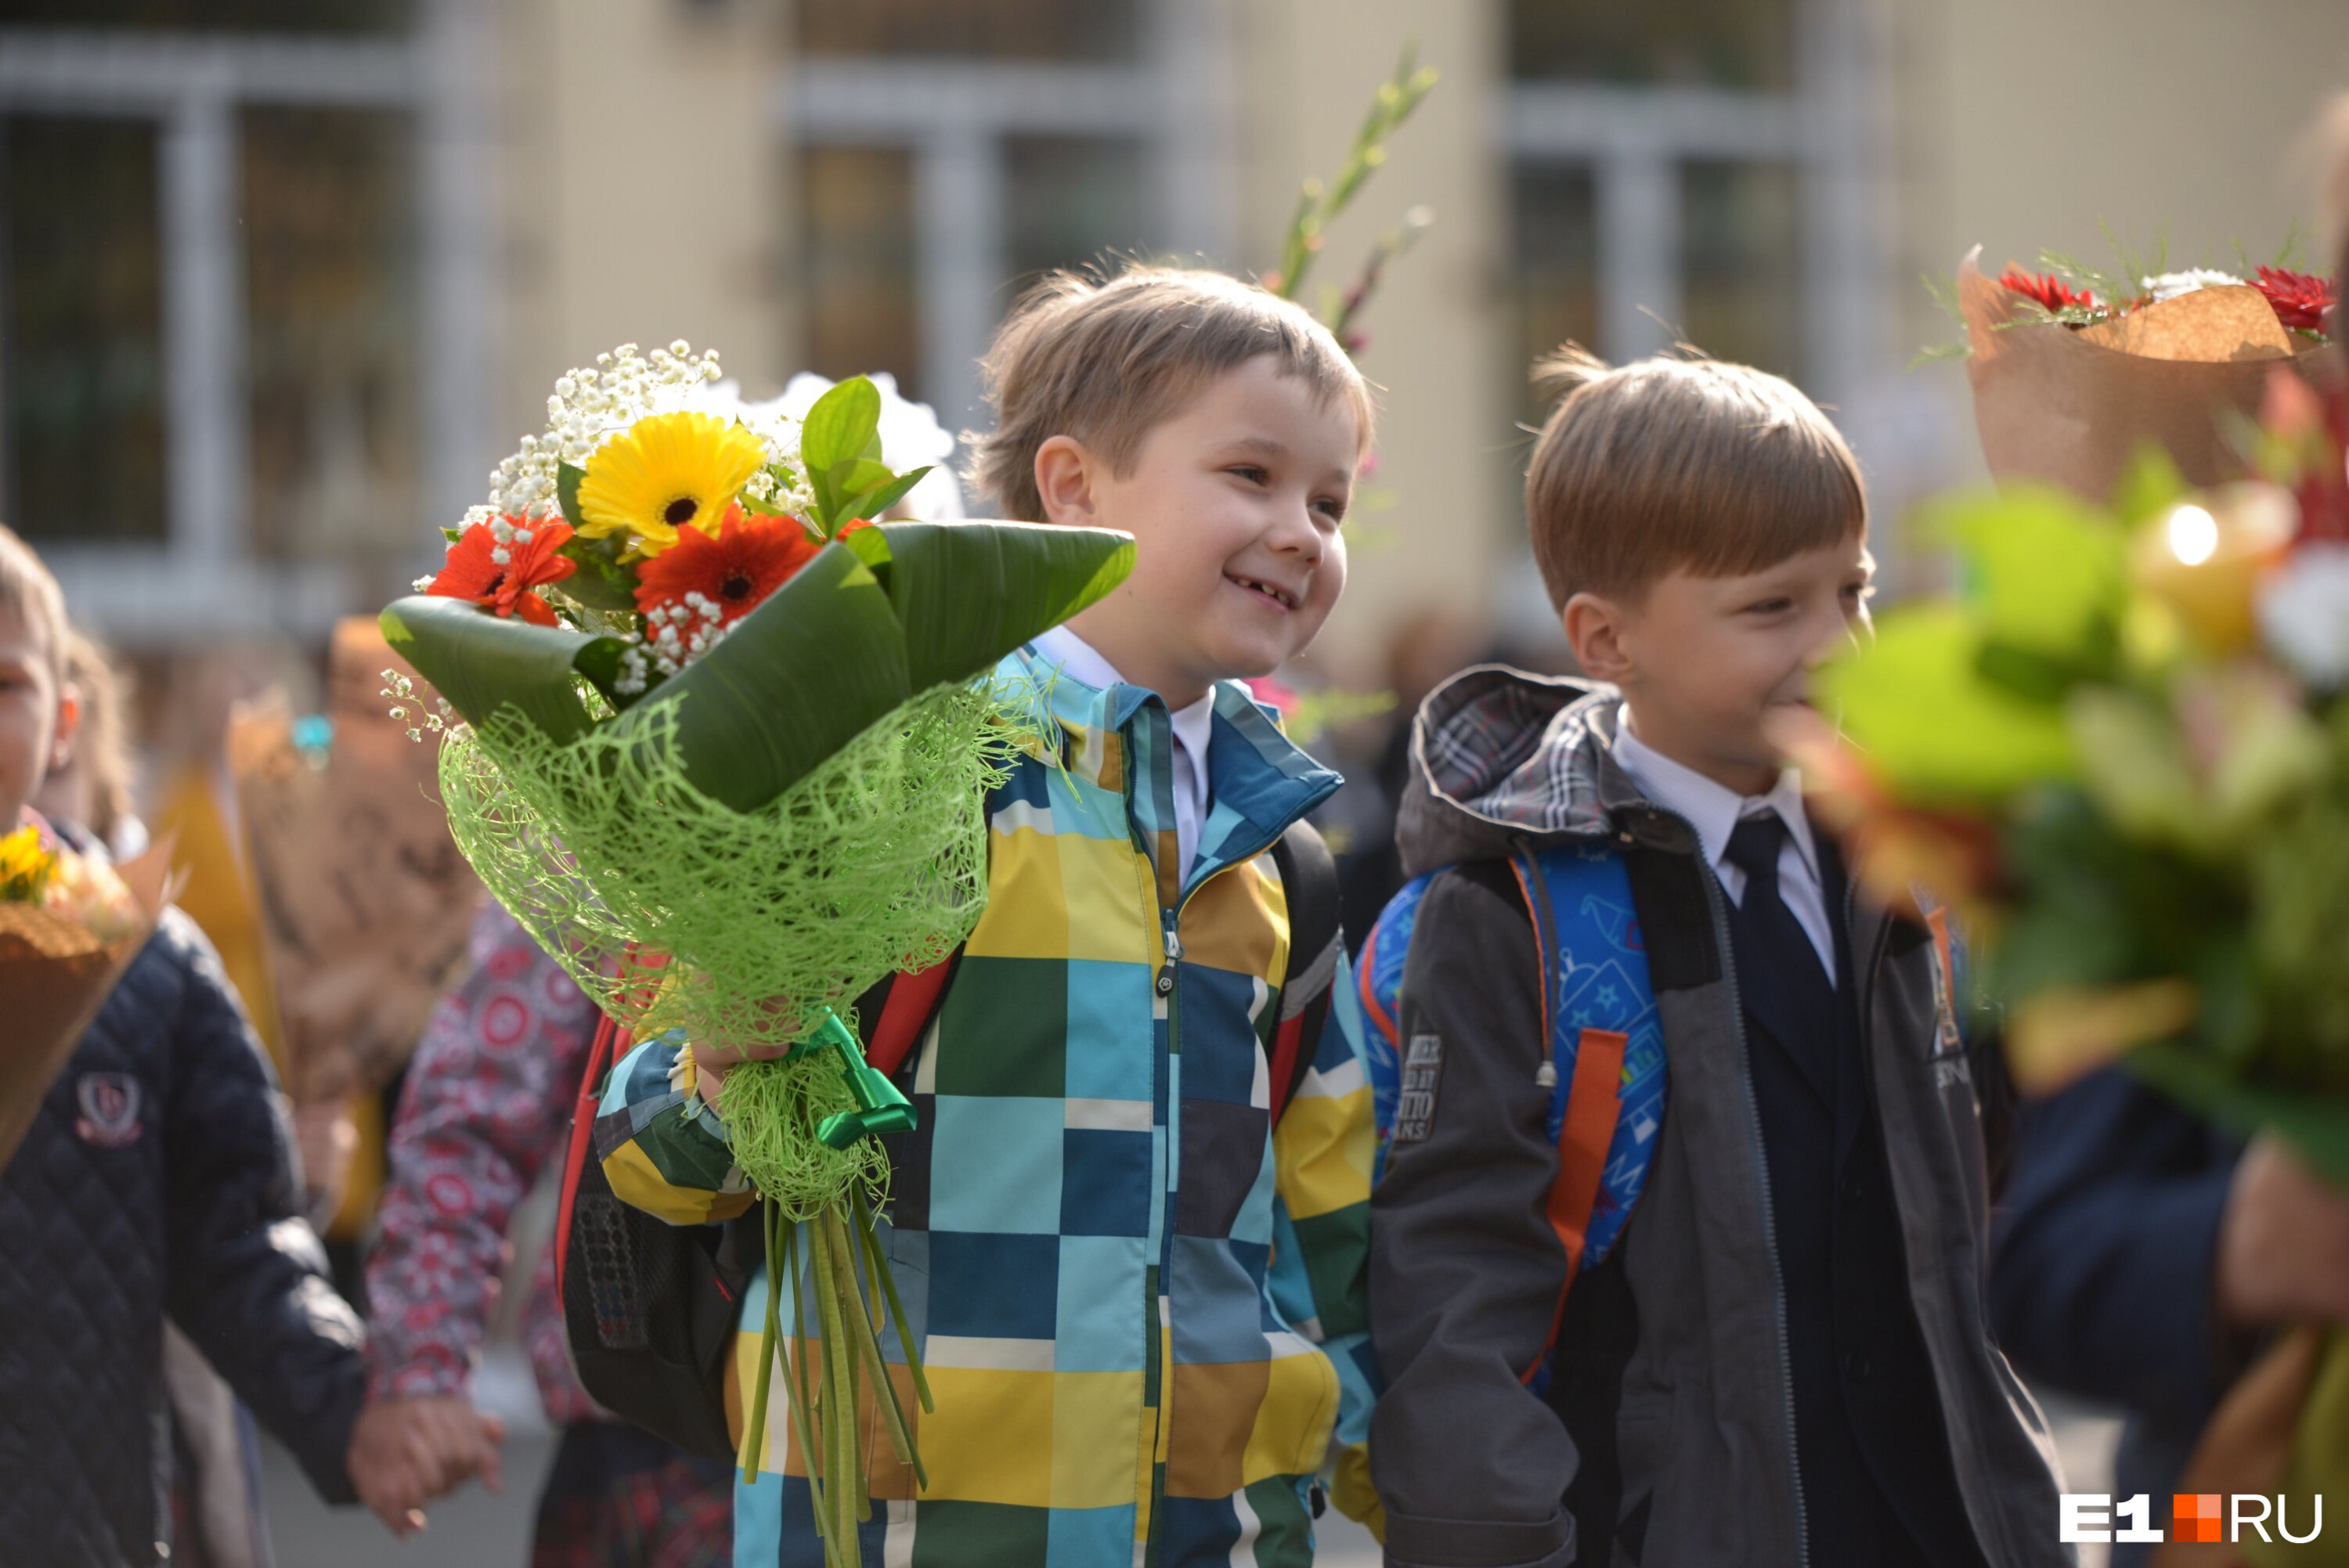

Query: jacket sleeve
[[595, 1034, 757, 1226], [1369, 863, 1577, 1568], [157, 913, 367, 1506], [1989, 1066, 2244, 1424], [365, 903, 599, 1402], [1268, 943, 1379, 1463]]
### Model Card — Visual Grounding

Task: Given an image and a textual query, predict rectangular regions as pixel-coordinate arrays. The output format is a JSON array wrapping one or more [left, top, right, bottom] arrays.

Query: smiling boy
[[602, 267, 1381, 1567], [1366, 351, 2065, 1568]]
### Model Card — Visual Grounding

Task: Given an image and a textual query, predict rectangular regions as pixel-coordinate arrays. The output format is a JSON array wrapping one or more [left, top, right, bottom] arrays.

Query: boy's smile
[[1034, 355, 1360, 709], [1569, 538, 1875, 797]]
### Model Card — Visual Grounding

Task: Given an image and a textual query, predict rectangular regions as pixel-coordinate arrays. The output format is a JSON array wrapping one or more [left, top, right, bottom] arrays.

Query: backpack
[[1357, 840, 1668, 1386], [553, 818, 1342, 1459]]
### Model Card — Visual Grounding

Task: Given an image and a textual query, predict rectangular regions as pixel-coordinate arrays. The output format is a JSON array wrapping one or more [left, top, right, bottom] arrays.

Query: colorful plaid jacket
[[598, 651, 1380, 1568]]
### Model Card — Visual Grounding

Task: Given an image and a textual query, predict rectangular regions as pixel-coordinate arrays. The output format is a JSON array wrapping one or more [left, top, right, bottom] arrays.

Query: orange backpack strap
[[1521, 1026, 1628, 1383]]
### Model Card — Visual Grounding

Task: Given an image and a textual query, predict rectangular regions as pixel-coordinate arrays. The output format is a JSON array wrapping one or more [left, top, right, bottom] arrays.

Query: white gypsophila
[[2261, 543, 2349, 689], [2142, 269, 2246, 304], [779, 370, 966, 521], [482, 341, 735, 521]]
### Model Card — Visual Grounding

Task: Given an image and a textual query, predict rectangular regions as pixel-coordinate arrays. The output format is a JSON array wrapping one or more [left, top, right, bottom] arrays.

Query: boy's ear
[[47, 685, 80, 775], [1562, 592, 1636, 684], [1032, 435, 1100, 527]]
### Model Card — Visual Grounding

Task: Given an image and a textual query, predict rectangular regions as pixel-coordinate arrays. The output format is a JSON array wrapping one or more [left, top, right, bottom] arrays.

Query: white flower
[[2142, 268, 2245, 304], [2260, 543, 2349, 688], [412, 575, 434, 592]]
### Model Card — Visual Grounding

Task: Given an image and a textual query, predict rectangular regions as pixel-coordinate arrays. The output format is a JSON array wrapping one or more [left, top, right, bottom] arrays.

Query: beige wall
[[1889, 0, 2349, 413], [1236, 0, 1509, 683], [498, 0, 788, 447]]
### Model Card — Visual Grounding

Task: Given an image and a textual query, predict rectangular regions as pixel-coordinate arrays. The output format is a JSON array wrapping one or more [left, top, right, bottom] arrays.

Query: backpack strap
[[1506, 845, 1651, 1386], [1267, 817, 1342, 1126], [555, 1011, 627, 1294], [861, 950, 962, 1080]]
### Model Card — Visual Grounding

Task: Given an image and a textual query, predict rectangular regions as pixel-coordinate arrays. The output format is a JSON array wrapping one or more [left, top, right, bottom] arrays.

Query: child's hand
[[2218, 1134, 2349, 1327], [346, 1394, 507, 1536]]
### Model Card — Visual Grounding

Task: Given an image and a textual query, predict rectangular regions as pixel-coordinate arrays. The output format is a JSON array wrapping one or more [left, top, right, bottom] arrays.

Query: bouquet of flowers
[[1799, 370, 2349, 1552], [381, 342, 1132, 1553], [0, 820, 175, 1170], [1941, 243, 2336, 499]]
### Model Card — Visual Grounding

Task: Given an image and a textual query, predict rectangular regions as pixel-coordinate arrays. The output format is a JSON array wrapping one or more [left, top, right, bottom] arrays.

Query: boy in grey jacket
[[1367, 350, 2066, 1567]]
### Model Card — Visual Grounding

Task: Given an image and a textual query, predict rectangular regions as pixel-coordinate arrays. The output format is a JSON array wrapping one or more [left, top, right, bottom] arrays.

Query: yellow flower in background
[[0, 824, 56, 903], [576, 412, 768, 557]]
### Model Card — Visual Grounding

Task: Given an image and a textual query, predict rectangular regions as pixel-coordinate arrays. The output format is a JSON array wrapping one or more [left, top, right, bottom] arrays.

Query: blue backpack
[[1358, 842, 1669, 1385]]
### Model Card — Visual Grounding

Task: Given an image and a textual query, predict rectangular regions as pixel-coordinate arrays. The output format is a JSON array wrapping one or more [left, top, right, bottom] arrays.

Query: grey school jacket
[[1367, 668, 2068, 1568]]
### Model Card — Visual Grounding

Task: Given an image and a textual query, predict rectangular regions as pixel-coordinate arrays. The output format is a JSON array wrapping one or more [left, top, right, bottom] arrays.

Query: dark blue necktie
[[1725, 810, 1833, 998]]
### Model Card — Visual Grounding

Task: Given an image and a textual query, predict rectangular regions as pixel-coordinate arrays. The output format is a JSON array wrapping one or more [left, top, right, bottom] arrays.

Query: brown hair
[[0, 523, 67, 674], [969, 265, 1373, 521], [1524, 345, 1865, 611], [56, 628, 137, 846]]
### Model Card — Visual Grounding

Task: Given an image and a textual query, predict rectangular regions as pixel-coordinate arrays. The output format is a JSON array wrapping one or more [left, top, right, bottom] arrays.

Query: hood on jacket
[[1396, 664, 1652, 877]]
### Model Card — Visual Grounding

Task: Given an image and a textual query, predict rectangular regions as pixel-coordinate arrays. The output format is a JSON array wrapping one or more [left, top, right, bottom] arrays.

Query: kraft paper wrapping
[[0, 841, 177, 1174], [229, 618, 478, 1108], [1960, 247, 2330, 499]]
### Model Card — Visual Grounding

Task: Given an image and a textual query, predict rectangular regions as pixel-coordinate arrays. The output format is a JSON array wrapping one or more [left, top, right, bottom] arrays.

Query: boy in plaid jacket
[[601, 267, 1380, 1567]]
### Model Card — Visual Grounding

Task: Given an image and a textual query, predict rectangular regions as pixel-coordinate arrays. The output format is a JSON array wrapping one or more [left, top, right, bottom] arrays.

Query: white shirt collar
[[1610, 711, 1821, 885]]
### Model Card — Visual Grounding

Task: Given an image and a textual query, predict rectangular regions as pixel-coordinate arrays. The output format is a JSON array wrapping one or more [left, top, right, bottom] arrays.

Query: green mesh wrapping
[[716, 1050, 891, 1221], [438, 680, 1019, 1051]]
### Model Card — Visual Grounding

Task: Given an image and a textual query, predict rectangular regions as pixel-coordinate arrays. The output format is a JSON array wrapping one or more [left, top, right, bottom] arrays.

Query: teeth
[[1235, 576, 1292, 607]]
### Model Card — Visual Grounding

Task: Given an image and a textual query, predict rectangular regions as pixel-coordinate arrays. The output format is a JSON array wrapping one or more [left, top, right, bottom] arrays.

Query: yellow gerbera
[[0, 824, 56, 903], [575, 412, 769, 557]]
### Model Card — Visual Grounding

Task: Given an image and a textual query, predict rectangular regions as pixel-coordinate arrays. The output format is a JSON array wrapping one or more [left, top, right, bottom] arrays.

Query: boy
[[603, 267, 1381, 1566], [0, 524, 498, 1560], [1367, 352, 2065, 1567]]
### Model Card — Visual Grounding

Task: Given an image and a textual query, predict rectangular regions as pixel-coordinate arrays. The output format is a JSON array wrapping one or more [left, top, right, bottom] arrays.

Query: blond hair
[[969, 265, 1373, 521], [1525, 346, 1865, 611], [57, 628, 137, 846], [0, 524, 67, 674]]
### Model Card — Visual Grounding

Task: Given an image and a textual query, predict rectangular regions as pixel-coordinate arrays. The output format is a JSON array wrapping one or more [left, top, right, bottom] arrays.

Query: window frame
[[0, 5, 496, 644]]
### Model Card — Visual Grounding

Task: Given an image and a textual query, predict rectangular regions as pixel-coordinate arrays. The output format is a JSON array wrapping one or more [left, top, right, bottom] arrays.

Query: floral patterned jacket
[[364, 899, 604, 1423]]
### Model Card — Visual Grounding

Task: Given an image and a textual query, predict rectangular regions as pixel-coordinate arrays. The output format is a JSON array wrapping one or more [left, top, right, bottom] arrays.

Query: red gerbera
[[2250, 265, 2334, 333], [428, 517, 576, 625], [632, 506, 821, 625], [1998, 265, 2100, 315]]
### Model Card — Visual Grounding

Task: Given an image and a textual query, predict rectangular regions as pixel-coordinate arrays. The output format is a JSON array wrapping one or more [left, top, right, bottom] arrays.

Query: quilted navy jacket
[[0, 907, 366, 1566]]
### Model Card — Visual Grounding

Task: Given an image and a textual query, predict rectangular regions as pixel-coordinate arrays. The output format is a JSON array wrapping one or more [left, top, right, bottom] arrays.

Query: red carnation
[[2251, 265, 2334, 333], [428, 517, 576, 625], [1998, 265, 2100, 315], [633, 506, 821, 625]]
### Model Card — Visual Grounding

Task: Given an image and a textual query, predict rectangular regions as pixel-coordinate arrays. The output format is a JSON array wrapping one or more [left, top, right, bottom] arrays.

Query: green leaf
[[826, 459, 896, 520], [614, 522, 1135, 812], [557, 463, 590, 532], [378, 597, 620, 744], [1818, 605, 2077, 806], [555, 531, 640, 613], [800, 377, 881, 475], [849, 521, 1137, 693], [1924, 484, 2127, 667], [843, 466, 930, 525], [440, 526, 464, 544]]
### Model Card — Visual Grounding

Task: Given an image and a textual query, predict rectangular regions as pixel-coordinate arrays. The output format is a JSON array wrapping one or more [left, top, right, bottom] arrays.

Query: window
[[2, 115, 167, 543], [1507, 161, 1599, 431], [1680, 159, 1801, 380], [1510, 0, 1794, 91], [242, 105, 420, 564], [788, 0, 1201, 439], [801, 145, 921, 393], [0, 12, 493, 643], [0, 0, 411, 34], [799, 0, 1138, 63]]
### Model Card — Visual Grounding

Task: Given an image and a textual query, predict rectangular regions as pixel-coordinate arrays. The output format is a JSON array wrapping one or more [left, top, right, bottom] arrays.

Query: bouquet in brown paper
[[0, 820, 175, 1171], [228, 618, 478, 1109], [1954, 243, 2335, 499]]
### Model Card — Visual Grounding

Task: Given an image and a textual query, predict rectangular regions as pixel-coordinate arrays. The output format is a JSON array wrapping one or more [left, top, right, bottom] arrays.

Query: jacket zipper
[[1641, 808, 1810, 1568]]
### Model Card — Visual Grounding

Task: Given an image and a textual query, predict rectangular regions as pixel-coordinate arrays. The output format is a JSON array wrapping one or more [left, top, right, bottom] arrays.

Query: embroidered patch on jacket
[[1391, 1033, 1444, 1144], [74, 1072, 144, 1149]]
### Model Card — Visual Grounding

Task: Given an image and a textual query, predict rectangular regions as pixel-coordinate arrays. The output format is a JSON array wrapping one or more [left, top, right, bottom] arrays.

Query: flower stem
[[828, 1200, 926, 1490], [738, 1197, 781, 1483], [853, 1186, 933, 1415]]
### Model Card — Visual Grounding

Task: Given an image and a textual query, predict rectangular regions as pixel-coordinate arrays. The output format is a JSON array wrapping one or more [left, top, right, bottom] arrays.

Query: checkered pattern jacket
[[599, 650, 1380, 1568]]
